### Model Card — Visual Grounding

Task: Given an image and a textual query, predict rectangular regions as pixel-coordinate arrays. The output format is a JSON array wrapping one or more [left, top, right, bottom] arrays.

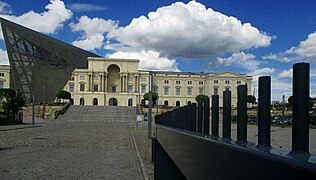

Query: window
[[153, 86, 158, 93], [225, 87, 230, 91], [0, 73, 4, 77], [69, 83, 74, 92], [141, 85, 146, 93], [214, 80, 218, 84], [141, 77, 146, 82], [199, 81, 203, 85], [176, 101, 180, 107], [164, 87, 169, 95], [128, 76, 133, 82], [128, 85, 133, 93], [93, 75, 99, 80], [176, 80, 181, 84], [93, 84, 98, 91], [199, 88, 204, 95], [0, 81, 3, 89], [176, 87, 180, 95], [153, 80, 157, 84], [164, 100, 169, 106], [188, 81, 192, 85], [80, 83, 85, 91], [214, 87, 218, 95], [187, 87, 192, 95], [225, 80, 230, 84], [79, 75, 85, 80], [237, 81, 242, 85], [112, 85, 116, 92], [164, 80, 169, 84], [69, 76, 74, 81]]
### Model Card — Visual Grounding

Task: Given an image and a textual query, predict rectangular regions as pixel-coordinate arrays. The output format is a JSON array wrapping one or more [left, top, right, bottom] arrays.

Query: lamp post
[[148, 72, 153, 139]]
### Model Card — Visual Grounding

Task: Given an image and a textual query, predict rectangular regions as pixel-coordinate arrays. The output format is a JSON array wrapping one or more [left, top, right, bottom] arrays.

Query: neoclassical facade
[[63, 57, 252, 107]]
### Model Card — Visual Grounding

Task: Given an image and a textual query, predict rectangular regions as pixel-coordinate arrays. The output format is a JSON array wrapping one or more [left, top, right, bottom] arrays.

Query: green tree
[[0, 88, 25, 120], [247, 95, 256, 104], [195, 94, 209, 102], [56, 90, 71, 102], [288, 96, 293, 104], [143, 92, 159, 102]]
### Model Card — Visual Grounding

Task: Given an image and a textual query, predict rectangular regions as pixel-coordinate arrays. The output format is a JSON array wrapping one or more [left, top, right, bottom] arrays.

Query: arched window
[[213, 86, 219, 95], [80, 98, 85, 105], [187, 101, 192, 105], [128, 98, 133, 106], [93, 98, 98, 106], [176, 101, 180, 107], [164, 100, 169, 106]]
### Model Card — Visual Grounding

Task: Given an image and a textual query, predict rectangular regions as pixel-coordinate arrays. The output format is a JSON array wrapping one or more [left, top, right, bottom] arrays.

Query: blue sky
[[0, 0, 315, 101]]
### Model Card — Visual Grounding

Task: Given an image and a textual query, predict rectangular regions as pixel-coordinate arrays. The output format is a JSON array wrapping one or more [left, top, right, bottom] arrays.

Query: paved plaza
[[0, 120, 145, 179], [1, 115, 315, 179]]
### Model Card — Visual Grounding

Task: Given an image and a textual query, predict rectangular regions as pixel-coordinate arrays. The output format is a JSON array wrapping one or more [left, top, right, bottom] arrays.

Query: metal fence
[[154, 62, 316, 180]]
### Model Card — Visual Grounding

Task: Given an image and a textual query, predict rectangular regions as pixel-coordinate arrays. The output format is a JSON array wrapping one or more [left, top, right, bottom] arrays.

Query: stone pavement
[[0, 119, 145, 179]]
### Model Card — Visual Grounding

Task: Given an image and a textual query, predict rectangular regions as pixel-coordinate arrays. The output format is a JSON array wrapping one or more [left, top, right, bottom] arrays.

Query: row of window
[[76, 75, 243, 86], [71, 84, 233, 95]]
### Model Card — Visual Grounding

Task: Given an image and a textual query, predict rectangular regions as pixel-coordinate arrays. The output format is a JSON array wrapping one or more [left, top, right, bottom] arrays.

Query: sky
[[0, 0, 315, 101]]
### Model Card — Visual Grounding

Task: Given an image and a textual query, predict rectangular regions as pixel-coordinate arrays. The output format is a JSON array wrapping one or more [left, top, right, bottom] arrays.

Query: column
[[104, 74, 107, 92], [100, 75, 103, 92], [88, 74, 92, 91]]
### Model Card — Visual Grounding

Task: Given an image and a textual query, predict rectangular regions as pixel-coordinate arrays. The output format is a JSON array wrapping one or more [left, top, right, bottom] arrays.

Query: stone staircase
[[57, 105, 136, 123]]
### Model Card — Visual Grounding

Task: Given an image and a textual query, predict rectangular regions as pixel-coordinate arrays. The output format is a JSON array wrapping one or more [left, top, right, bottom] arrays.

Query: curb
[[130, 129, 150, 180]]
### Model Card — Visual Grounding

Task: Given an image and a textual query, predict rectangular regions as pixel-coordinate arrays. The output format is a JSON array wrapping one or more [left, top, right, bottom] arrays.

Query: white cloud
[[217, 52, 260, 70], [108, 50, 179, 71], [106, 1, 272, 61], [0, 1, 12, 14], [262, 53, 293, 62], [249, 67, 275, 78], [0, 48, 9, 64], [0, 0, 72, 39], [278, 68, 292, 78], [67, 3, 106, 12], [286, 31, 316, 62], [70, 16, 118, 50]]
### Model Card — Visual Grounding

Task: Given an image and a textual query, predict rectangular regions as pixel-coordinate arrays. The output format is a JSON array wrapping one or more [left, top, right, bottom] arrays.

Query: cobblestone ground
[[0, 121, 144, 179]]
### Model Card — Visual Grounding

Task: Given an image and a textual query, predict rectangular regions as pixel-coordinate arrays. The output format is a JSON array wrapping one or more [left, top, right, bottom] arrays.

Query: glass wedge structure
[[0, 17, 99, 103]]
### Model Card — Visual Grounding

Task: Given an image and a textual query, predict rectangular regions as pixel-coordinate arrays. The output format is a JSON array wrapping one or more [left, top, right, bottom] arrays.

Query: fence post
[[203, 98, 210, 136], [258, 76, 271, 147], [237, 85, 247, 142], [292, 62, 310, 154], [198, 101, 203, 133], [191, 103, 197, 132], [223, 90, 231, 139], [212, 95, 219, 137]]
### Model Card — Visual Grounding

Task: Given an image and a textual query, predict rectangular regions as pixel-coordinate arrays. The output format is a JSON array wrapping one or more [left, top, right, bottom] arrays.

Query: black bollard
[[237, 85, 247, 142], [203, 98, 210, 136], [212, 95, 219, 137], [258, 76, 271, 147], [292, 62, 310, 153], [223, 90, 231, 139]]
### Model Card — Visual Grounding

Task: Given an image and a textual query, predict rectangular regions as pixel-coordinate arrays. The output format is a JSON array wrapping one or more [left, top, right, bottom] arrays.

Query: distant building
[[63, 57, 252, 107]]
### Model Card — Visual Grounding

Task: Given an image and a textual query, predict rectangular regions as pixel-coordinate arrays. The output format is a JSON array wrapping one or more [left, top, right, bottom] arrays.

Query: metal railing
[[153, 62, 316, 179]]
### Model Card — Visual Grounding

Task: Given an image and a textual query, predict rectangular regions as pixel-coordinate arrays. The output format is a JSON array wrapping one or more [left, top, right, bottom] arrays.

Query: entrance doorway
[[109, 98, 118, 106]]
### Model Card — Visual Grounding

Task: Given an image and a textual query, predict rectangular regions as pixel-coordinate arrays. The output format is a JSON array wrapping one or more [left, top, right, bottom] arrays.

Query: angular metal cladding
[[0, 17, 100, 102]]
